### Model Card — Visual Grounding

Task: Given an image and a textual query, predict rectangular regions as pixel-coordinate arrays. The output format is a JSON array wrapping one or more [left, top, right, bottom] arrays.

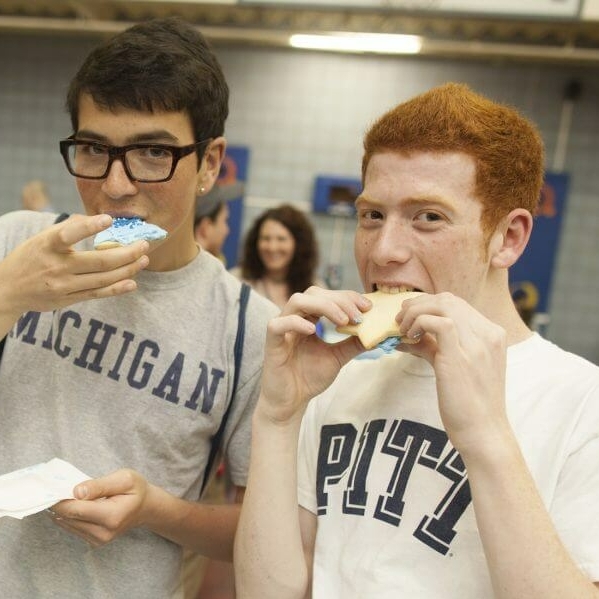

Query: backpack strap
[[200, 282, 251, 496], [0, 212, 70, 365], [55, 212, 70, 224]]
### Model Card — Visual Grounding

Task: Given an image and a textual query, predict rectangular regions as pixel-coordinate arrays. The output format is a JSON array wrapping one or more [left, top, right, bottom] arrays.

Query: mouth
[[373, 284, 422, 293], [105, 211, 142, 220]]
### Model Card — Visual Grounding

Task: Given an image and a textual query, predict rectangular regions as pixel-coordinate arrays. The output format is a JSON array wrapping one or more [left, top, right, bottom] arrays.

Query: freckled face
[[72, 93, 212, 269], [257, 219, 296, 276], [355, 151, 493, 309]]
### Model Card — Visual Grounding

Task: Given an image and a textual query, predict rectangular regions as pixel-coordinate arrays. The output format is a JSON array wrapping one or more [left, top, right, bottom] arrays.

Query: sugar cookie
[[337, 290, 423, 349]]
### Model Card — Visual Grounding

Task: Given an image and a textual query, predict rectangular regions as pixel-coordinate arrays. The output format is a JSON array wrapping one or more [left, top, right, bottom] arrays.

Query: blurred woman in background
[[232, 203, 323, 310]]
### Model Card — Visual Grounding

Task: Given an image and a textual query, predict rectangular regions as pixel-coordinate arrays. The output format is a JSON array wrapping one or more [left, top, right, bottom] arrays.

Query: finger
[[64, 253, 150, 292], [54, 496, 117, 527], [65, 241, 150, 276], [74, 470, 135, 501], [51, 214, 113, 251], [267, 314, 316, 341], [36, 260, 148, 307], [50, 514, 107, 547], [330, 335, 367, 365], [408, 314, 461, 354], [284, 290, 369, 327]]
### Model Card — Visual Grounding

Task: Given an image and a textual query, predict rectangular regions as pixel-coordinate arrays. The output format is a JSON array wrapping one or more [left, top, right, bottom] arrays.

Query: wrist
[[456, 421, 521, 471], [254, 394, 306, 430]]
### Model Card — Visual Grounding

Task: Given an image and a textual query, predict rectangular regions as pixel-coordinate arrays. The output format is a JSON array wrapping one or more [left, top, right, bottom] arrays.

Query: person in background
[[231, 203, 324, 310], [20, 179, 53, 212], [194, 190, 230, 263], [0, 17, 277, 598], [234, 83, 599, 598]]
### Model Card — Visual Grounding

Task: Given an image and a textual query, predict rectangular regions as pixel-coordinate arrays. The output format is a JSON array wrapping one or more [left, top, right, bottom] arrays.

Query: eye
[[415, 210, 443, 223], [359, 209, 384, 221], [79, 142, 108, 157], [143, 146, 172, 160]]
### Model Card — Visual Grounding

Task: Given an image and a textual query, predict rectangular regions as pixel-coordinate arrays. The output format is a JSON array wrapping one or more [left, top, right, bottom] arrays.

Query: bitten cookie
[[337, 290, 423, 349], [94, 217, 168, 250]]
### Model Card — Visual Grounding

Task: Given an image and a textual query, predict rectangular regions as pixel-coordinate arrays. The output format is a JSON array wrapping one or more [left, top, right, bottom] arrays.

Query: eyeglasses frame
[[59, 136, 212, 183]]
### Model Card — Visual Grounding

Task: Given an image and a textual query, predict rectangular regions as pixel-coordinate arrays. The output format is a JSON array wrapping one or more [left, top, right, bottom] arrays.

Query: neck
[[264, 270, 288, 284], [477, 276, 533, 346], [147, 238, 199, 272]]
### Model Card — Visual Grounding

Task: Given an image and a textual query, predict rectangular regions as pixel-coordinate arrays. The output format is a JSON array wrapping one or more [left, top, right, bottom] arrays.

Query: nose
[[369, 220, 412, 266], [100, 159, 138, 199]]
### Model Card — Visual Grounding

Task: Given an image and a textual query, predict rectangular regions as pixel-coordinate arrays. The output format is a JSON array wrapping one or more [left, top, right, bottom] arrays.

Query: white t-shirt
[[297, 333, 599, 597]]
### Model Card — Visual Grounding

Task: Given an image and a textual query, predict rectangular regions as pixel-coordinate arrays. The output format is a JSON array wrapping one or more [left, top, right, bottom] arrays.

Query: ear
[[198, 136, 227, 191], [194, 217, 210, 241], [490, 208, 533, 269]]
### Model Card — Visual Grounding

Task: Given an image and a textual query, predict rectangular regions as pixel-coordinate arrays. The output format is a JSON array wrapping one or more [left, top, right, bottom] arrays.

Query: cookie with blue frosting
[[94, 217, 167, 250]]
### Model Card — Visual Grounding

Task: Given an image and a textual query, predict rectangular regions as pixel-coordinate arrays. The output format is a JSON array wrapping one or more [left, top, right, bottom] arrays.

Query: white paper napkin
[[0, 458, 90, 519]]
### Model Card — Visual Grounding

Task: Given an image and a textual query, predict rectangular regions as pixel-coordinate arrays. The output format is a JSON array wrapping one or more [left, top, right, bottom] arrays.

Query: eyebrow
[[356, 192, 454, 209], [75, 129, 181, 144]]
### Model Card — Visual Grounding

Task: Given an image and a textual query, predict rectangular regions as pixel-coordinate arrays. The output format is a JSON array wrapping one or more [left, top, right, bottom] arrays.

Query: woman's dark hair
[[66, 17, 229, 158], [240, 204, 319, 295]]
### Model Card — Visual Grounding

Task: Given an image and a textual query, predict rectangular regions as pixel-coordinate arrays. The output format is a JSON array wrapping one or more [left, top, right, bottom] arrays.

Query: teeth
[[378, 285, 414, 294]]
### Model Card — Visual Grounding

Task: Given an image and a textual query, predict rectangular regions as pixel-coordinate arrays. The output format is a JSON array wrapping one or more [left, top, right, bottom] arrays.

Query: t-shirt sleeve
[[223, 290, 279, 487], [297, 400, 321, 514], [550, 391, 599, 582]]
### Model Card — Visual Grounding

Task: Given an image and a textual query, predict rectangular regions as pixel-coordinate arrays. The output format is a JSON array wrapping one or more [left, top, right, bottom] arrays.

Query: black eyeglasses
[[59, 137, 212, 183]]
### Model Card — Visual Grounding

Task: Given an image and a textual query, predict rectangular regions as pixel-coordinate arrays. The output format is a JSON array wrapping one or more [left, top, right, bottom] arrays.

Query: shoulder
[[0, 209, 57, 232], [244, 284, 279, 329], [0, 210, 59, 254], [510, 334, 599, 382], [214, 265, 278, 321], [228, 265, 242, 280]]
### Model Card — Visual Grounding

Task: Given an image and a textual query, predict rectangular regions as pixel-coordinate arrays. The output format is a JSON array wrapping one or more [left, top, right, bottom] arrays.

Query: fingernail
[[76, 485, 88, 499], [352, 314, 363, 325], [98, 214, 112, 227]]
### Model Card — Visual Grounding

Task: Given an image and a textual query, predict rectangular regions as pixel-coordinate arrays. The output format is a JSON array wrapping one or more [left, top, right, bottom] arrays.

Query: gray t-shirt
[[0, 210, 278, 598]]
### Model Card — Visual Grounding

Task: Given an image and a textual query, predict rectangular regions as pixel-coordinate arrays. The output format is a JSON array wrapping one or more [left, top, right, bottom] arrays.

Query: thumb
[[73, 469, 133, 500], [73, 479, 94, 500], [334, 335, 366, 366]]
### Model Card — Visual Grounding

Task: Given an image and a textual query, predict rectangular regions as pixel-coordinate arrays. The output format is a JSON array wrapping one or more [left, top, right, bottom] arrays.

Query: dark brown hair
[[66, 17, 229, 159]]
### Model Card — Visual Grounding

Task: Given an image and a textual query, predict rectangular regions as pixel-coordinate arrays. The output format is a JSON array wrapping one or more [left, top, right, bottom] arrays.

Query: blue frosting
[[94, 217, 167, 247], [354, 336, 402, 360]]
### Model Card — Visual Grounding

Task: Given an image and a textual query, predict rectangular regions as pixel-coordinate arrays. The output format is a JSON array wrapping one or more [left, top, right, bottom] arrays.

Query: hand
[[395, 292, 510, 455], [47, 469, 153, 547], [259, 286, 368, 424], [0, 214, 149, 320]]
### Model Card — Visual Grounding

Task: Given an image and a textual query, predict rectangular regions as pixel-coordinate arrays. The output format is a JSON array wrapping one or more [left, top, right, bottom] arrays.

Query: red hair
[[362, 83, 545, 236]]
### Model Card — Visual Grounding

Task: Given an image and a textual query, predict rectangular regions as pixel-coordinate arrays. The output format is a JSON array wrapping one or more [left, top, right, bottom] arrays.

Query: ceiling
[[1, 0, 599, 65]]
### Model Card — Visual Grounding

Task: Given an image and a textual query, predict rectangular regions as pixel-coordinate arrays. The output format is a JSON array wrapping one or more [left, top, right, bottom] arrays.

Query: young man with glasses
[[0, 17, 277, 598]]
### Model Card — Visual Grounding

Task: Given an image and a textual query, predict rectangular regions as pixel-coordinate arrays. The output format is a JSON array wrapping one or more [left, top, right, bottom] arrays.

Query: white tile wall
[[1, 33, 598, 362]]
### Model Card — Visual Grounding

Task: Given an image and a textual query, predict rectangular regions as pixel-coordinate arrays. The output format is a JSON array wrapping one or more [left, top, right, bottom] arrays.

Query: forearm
[[235, 405, 310, 599], [142, 486, 241, 560], [0, 280, 23, 339], [465, 434, 598, 598]]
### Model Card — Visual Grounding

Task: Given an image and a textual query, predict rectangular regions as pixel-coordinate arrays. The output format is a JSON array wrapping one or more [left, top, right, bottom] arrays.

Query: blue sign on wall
[[509, 172, 569, 316], [216, 146, 250, 267], [312, 175, 361, 217]]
